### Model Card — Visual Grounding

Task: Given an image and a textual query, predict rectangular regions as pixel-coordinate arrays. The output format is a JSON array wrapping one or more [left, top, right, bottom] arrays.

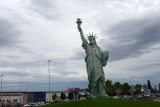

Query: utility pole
[[1, 75, 4, 107], [48, 60, 51, 103]]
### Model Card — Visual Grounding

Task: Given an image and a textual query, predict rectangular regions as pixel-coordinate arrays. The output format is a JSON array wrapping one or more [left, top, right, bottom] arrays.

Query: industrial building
[[0, 92, 46, 104], [0, 90, 87, 105]]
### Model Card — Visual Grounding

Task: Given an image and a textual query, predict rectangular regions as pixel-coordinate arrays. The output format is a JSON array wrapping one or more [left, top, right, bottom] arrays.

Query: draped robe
[[82, 39, 108, 97]]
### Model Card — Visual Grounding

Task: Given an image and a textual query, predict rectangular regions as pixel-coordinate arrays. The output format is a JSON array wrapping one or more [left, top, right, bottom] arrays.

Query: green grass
[[40, 98, 160, 107]]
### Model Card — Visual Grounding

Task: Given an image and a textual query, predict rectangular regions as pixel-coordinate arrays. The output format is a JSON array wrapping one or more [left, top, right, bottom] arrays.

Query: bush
[[84, 92, 88, 98], [67, 92, 74, 100], [61, 92, 66, 100], [52, 94, 57, 100]]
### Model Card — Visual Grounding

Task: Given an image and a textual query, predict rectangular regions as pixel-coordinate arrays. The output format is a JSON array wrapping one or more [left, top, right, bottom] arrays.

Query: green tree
[[121, 82, 131, 95], [106, 80, 112, 95], [147, 80, 152, 89], [52, 94, 57, 100], [134, 84, 142, 95], [153, 89, 158, 94], [86, 84, 91, 93], [114, 82, 122, 90], [105, 80, 116, 96], [67, 92, 74, 100], [84, 92, 88, 98], [147, 80, 153, 93], [113, 82, 122, 96], [78, 93, 81, 99], [61, 92, 66, 100]]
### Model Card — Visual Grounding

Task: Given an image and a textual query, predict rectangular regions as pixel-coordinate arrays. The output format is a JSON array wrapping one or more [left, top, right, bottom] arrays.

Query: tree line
[[51, 80, 160, 101], [86, 79, 160, 96]]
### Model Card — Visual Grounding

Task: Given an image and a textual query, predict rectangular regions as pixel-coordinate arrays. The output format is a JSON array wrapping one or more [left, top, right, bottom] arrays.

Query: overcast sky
[[0, 0, 160, 91]]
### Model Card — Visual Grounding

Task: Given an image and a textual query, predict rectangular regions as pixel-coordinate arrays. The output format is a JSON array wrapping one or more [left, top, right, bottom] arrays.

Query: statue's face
[[89, 39, 96, 45]]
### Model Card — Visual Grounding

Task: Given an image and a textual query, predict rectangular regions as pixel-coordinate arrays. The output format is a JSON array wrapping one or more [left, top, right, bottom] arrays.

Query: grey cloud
[[31, 0, 53, 8], [54, 70, 78, 75], [27, 0, 61, 19], [50, 81, 88, 91], [0, 18, 21, 48], [27, 0, 107, 20], [140, 71, 160, 86], [125, 62, 160, 72], [4, 70, 30, 77], [3, 78, 88, 91], [1, 56, 66, 69], [70, 48, 85, 60], [101, 13, 160, 61]]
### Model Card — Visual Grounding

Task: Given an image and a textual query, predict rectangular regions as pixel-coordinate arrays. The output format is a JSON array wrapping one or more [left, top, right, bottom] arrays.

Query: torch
[[76, 18, 82, 27]]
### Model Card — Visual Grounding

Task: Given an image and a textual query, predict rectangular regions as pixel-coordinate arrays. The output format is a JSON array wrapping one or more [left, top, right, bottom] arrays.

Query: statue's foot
[[87, 95, 96, 99]]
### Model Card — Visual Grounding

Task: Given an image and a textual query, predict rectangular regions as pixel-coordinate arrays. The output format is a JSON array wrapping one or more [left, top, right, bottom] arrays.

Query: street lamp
[[48, 60, 51, 102], [72, 81, 75, 100], [72, 81, 75, 89], [130, 77, 134, 95], [20, 82, 23, 92], [19, 82, 23, 104], [130, 77, 134, 86], [1, 75, 4, 107]]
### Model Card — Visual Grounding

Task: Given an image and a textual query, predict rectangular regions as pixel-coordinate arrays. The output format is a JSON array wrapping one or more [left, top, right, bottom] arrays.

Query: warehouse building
[[0, 92, 23, 104], [0, 90, 86, 104], [0, 92, 46, 104]]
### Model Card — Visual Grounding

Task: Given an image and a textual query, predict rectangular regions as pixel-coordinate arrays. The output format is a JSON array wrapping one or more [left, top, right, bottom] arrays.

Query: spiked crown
[[87, 33, 97, 40]]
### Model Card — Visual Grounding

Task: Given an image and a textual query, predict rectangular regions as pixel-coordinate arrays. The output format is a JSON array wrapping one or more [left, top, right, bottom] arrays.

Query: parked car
[[30, 103, 38, 106], [143, 93, 151, 98], [123, 95, 133, 99], [23, 104, 30, 107], [136, 95, 143, 99]]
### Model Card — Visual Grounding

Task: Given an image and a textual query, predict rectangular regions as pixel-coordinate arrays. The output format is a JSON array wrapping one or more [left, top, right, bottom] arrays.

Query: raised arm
[[76, 18, 86, 42]]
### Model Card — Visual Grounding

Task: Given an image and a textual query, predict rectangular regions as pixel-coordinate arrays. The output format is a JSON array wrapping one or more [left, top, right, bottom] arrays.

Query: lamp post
[[72, 81, 75, 89], [130, 77, 134, 95], [20, 82, 23, 92], [130, 77, 134, 86], [19, 82, 23, 104], [72, 81, 75, 100], [1, 75, 4, 107], [48, 60, 51, 103]]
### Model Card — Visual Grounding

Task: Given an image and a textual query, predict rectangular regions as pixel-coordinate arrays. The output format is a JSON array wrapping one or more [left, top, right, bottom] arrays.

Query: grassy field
[[40, 98, 160, 107]]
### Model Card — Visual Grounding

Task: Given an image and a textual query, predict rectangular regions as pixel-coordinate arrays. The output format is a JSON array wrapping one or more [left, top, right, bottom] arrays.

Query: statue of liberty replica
[[76, 18, 109, 99]]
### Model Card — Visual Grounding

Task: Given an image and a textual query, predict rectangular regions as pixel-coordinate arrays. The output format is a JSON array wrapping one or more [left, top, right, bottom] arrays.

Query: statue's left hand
[[102, 51, 109, 66]]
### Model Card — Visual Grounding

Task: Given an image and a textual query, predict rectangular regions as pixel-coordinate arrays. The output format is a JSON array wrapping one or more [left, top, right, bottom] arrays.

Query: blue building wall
[[34, 92, 46, 103]]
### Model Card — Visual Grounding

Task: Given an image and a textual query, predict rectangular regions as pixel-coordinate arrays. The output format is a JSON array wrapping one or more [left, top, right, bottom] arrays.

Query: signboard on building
[[2, 94, 22, 96], [68, 88, 79, 91]]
